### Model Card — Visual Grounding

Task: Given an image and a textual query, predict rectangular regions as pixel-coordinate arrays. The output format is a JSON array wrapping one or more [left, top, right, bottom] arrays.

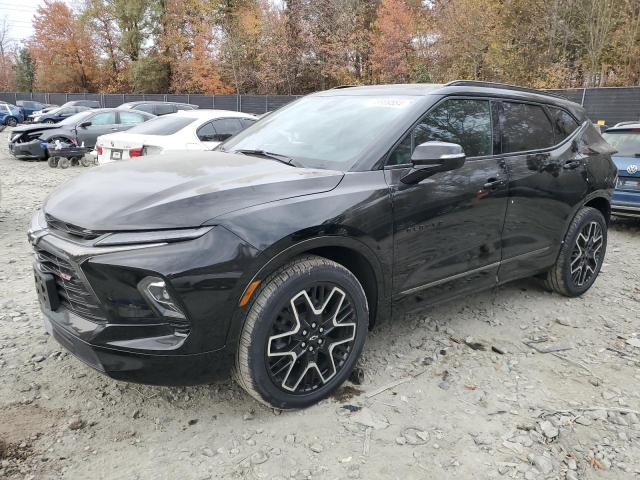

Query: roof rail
[[613, 121, 639, 127], [331, 85, 358, 89], [445, 80, 565, 99]]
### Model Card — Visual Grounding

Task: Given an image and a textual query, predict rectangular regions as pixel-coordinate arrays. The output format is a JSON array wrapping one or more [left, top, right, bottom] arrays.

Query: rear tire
[[58, 157, 70, 169], [80, 156, 92, 167], [543, 207, 607, 297], [234, 255, 369, 409], [43, 119, 55, 124]]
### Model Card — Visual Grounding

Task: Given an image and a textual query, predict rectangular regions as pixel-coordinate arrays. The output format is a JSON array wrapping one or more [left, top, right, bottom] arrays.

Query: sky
[[0, 0, 74, 44]]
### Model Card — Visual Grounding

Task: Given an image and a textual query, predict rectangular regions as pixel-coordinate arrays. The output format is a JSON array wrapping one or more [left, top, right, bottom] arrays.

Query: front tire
[[234, 255, 369, 409], [43, 119, 55, 124], [543, 206, 607, 297], [6, 117, 17, 127]]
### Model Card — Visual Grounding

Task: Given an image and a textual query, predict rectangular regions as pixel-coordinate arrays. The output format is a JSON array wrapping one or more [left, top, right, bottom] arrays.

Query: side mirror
[[401, 141, 466, 184], [78, 121, 92, 128]]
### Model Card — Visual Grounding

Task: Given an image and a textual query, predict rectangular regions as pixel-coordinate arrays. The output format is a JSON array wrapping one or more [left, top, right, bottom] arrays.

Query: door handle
[[483, 178, 505, 190], [563, 160, 582, 170]]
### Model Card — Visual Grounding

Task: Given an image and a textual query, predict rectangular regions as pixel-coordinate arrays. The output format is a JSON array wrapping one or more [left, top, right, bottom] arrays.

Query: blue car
[[16, 100, 48, 119], [0, 102, 24, 126], [602, 123, 640, 218]]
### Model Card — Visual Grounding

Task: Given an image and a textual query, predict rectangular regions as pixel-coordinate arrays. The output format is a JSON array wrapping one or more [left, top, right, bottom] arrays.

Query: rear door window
[[502, 102, 555, 153]]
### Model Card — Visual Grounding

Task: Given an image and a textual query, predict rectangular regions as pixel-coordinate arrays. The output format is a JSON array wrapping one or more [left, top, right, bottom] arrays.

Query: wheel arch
[[584, 196, 611, 224], [240, 236, 389, 331]]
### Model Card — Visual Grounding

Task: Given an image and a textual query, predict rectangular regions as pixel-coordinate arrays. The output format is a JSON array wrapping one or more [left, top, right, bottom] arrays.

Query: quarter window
[[155, 104, 176, 115], [134, 104, 155, 114], [502, 102, 554, 153], [549, 107, 579, 143], [388, 99, 493, 165], [197, 121, 216, 141], [210, 118, 244, 141]]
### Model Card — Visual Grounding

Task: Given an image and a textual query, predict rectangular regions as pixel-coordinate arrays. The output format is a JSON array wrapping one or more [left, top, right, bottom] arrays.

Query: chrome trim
[[612, 204, 640, 213], [400, 261, 500, 296], [32, 231, 166, 263], [500, 246, 552, 264], [400, 246, 552, 296]]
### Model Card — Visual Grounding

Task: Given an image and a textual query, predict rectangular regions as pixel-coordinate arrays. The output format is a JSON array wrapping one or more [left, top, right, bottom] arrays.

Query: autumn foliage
[[1, 0, 639, 93]]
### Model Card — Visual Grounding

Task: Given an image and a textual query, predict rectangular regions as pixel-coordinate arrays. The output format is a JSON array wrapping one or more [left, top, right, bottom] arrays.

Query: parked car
[[0, 103, 25, 126], [602, 123, 640, 217], [28, 81, 616, 409], [118, 101, 198, 116], [60, 100, 102, 109], [31, 105, 92, 124], [95, 109, 255, 164], [9, 108, 154, 160], [16, 100, 48, 119], [28, 103, 59, 120]]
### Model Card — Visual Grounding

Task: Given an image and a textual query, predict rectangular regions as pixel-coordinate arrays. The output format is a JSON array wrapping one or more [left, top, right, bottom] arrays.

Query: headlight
[[138, 276, 186, 321], [95, 227, 212, 246]]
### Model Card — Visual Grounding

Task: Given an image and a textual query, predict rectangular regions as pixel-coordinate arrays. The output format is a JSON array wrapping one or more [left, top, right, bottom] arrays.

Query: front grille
[[45, 214, 102, 240], [34, 247, 107, 323]]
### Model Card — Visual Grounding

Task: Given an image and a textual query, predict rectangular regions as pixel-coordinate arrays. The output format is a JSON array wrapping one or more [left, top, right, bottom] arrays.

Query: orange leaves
[[370, 0, 417, 84], [28, 0, 98, 92]]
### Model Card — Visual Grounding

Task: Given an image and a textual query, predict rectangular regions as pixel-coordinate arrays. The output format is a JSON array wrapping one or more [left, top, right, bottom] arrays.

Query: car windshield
[[602, 131, 640, 157], [58, 111, 93, 126], [222, 95, 422, 170], [125, 115, 196, 135]]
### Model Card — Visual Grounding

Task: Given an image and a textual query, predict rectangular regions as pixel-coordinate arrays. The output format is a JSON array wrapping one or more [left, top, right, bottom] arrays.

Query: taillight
[[96, 145, 103, 155], [129, 147, 143, 157]]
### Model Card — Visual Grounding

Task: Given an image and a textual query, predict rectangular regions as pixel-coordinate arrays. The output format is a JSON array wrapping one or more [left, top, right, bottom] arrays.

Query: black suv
[[118, 101, 198, 116], [29, 81, 616, 409]]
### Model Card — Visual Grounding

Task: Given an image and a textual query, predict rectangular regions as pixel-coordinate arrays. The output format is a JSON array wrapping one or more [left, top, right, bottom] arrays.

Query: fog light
[[138, 276, 186, 321]]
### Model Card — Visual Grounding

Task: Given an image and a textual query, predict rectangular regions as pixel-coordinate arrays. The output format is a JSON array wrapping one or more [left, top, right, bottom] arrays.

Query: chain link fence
[[1, 88, 639, 125]]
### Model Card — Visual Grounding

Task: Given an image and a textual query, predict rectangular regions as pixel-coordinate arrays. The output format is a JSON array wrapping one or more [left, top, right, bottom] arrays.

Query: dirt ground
[[0, 126, 639, 480]]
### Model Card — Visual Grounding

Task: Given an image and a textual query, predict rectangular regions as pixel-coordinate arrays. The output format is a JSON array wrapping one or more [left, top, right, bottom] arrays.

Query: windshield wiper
[[232, 149, 300, 167]]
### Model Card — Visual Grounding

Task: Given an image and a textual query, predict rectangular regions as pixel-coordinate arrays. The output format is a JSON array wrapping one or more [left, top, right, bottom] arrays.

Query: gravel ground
[[1, 126, 639, 480]]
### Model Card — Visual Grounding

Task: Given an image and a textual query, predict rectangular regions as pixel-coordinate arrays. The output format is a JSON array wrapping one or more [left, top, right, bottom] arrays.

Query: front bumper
[[42, 309, 232, 385], [28, 214, 260, 385], [612, 186, 640, 218], [9, 138, 46, 159]]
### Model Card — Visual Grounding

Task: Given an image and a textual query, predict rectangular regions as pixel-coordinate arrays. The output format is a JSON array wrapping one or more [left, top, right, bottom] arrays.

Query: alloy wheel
[[266, 283, 357, 394], [570, 221, 603, 287]]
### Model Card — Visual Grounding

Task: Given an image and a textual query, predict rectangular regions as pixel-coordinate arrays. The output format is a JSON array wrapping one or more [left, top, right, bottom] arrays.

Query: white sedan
[[95, 109, 257, 164]]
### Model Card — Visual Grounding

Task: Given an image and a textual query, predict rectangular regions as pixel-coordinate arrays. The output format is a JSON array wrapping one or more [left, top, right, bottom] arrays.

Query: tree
[[13, 48, 36, 92], [370, 0, 416, 83], [28, 0, 98, 92], [0, 17, 15, 91]]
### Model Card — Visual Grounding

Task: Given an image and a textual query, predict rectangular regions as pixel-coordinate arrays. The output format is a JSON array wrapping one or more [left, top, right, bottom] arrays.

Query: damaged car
[[9, 108, 154, 160]]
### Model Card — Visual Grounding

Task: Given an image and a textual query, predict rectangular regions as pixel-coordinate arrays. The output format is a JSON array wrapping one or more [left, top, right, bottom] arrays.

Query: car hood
[[612, 155, 640, 177], [44, 151, 344, 231], [10, 123, 70, 138]]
